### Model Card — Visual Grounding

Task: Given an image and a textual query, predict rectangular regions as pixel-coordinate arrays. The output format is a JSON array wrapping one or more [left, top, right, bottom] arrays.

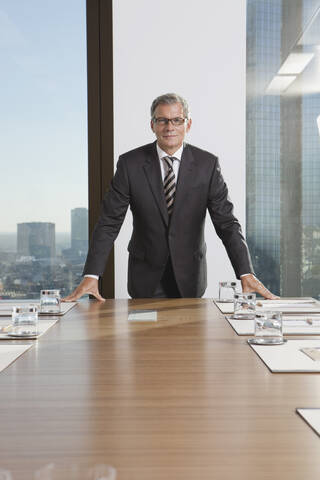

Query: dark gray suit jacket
[[83, 141, 253, 297]]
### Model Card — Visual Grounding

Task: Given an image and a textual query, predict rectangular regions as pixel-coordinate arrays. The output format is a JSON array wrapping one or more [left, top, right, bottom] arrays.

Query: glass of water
[[0, 469, 13, 480], [10, 305, 38, 337], [40, 290, 61, 314], [218, 281, 237, 302], [233, 292, 256, 319], [249, 311, 284, 345]]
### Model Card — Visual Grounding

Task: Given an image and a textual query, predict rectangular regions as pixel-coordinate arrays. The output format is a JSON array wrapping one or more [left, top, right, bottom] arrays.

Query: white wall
[[113, 0, 247, 298]]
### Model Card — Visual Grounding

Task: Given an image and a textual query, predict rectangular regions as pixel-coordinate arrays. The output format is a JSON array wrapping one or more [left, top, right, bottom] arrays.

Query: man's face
[[151, 102, 192, 154]]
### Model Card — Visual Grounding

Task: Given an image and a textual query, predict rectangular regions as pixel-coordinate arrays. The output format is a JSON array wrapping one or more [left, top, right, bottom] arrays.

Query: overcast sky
[[0, 0, 87, 232]]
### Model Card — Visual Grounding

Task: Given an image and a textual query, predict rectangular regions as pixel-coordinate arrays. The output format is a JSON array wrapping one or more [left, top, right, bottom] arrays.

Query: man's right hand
[[62, 277, 106, 302]]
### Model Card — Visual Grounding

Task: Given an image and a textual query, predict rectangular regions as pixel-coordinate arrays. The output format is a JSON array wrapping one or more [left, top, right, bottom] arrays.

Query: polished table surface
[[0, 298, 319, 479]]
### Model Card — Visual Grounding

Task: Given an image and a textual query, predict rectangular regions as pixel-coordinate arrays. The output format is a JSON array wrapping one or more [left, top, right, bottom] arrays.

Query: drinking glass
[[249, 311, 284, 345], [0, 469, 13, 480], [40, 290, 61, 314], [233, 293, 256, 319], [10, 305, 38, 337], [218, 281, 237, 302]]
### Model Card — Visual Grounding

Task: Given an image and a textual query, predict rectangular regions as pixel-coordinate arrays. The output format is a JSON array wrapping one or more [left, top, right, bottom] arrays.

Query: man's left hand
[[241, 274, 279, 300]]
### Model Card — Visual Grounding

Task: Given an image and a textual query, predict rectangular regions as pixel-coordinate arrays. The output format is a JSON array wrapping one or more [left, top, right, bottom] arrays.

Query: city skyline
[[0, 211, 88, 235], [1, 207, 89, 242], [0, 207, 88, 299]]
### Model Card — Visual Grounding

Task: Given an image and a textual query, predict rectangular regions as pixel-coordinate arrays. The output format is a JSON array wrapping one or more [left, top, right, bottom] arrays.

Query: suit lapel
[[170, 144, 195, 223], [143, 142, 169, 226]]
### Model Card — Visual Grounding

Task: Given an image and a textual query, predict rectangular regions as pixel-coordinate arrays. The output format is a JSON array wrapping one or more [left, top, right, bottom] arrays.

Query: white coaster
[[296, 408, 320, 437], [128, 309, 158, 322], [248, 339, 320, 372]]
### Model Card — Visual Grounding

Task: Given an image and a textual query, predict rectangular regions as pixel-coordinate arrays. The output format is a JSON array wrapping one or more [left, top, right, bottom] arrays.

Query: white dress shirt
[[156, 143, 183, 181]]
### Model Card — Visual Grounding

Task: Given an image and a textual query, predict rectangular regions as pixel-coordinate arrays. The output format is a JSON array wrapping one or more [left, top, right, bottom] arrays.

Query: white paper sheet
[[259, 305, 320, 313], [227, 316, 320, 335], [0, 301, 76, 316], [0, 319, 58, 339], [214, 298, 320, 315], [128, 310, 158, 322], [296, 409, 320, 437], [259, 299, 316, 305], [248, 339, 320, 372], [0, 344, 32, 373], [214, 302, 234, 314]]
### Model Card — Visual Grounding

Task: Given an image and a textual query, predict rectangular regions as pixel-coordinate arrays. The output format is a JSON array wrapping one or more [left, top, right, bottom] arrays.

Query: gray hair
[[150, 93, 190, 119]]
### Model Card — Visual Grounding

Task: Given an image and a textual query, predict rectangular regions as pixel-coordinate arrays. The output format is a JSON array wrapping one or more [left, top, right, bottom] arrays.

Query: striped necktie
[[163, 156, 176, 215]]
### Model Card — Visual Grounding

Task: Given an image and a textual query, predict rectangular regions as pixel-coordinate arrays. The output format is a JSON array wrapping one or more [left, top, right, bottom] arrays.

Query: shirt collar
[[156, 143, 184, 162]]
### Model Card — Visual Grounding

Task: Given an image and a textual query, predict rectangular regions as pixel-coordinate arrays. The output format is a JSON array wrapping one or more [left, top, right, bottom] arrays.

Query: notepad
[[128, 310, 158, 322]]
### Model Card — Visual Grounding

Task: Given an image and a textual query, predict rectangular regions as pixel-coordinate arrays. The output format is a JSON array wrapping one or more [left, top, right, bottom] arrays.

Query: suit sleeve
[[207, 157, 254, 279], [83, 155, 130, 276]]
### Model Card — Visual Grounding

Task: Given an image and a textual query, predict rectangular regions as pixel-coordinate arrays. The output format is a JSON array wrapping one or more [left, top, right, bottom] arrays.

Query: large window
[[0, 1, 88, 299], [246, 0, 320, 297]]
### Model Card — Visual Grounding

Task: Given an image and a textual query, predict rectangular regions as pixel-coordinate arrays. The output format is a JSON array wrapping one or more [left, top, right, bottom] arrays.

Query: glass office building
[[246, 0, 282, 294], [246, 0, 320, 297]]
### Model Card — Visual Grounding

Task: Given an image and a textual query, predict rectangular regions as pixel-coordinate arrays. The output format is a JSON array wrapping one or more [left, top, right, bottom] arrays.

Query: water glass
[[40, 290, 61, 314], [11, 305, 38, 337], [0, 469, 13, 480], [253, 311, 284, 345], [233, 293, 256, 319], [218, 281, 237, 302]]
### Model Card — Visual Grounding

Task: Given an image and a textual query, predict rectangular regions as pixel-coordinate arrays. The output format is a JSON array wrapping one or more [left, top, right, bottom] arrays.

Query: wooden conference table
[[0, 298, 319, 479]]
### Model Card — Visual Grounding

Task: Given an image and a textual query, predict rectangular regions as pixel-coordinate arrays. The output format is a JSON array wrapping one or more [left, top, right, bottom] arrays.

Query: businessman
[[64, 93, 277, 301]]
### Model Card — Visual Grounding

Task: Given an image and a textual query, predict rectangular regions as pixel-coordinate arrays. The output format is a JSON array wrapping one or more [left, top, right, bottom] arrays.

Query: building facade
[[17, 222, 55, 259], [246, 0, 320, 297]]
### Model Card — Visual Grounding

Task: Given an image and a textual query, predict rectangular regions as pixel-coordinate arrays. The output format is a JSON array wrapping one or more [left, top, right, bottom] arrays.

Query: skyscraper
[[246, 0, 282, 294], [17, 222, 55, 259], [246, 0, 320, 297], [71, 208, 88, 253]]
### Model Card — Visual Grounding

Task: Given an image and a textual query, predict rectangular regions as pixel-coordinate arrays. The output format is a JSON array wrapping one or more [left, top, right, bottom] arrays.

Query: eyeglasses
[[153, 117, 186, 126]]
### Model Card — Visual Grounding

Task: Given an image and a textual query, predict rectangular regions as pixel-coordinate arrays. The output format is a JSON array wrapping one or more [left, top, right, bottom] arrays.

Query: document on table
[[128, 310, 158, 322], [0, 301, 76, 316], [214, 298, 320, 315], [259, 304, 320, 313], [227, 316, 320, 336], [0, 319, 59, 339], [296, 409, 320, 437], [257, 298, 320, 313], [214, 301, 234, 314], [0, 344, 33, 373], [248, 339, 320, 372]]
